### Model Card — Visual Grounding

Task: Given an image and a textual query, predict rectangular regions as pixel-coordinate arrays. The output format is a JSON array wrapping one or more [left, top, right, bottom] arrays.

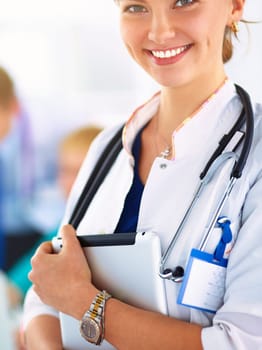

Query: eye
[[123, 5, 148, 13], [175, 0, 195, 7]]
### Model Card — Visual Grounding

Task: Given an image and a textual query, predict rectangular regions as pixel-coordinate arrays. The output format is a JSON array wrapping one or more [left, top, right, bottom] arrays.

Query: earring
[[231, 22, 239, 34]]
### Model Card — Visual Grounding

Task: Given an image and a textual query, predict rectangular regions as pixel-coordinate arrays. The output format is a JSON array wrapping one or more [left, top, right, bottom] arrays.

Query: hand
[[29, 224, 98, 319]]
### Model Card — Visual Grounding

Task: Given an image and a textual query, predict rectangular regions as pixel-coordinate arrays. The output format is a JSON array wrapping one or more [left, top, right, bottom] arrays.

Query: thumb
[[60, 224, 81, 251]]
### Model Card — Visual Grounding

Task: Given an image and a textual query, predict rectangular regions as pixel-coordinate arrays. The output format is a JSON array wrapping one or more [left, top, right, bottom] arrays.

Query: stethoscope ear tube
[[200, 107, 245, 180], [200, 85, 254, 180], [232, 85, 254, 178]]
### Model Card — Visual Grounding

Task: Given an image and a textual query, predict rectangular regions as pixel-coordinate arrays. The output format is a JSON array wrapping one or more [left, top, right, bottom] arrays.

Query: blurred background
[[0, 0, 261, 348], [0, 0, 261, 138]]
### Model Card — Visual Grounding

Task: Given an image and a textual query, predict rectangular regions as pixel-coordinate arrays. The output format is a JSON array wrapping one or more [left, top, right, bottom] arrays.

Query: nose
[[148, 13, 176, 44]]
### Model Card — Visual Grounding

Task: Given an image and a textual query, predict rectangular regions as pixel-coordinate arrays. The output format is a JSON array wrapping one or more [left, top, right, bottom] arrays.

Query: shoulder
[[61, 123, 125, 222], [90, 122, 124, 150], [242, 100, 262, 185], [80, 122, 125, 170], [78, 121, 125, 177], [252, 101, 262, 148], [253, 101, 262, 122]]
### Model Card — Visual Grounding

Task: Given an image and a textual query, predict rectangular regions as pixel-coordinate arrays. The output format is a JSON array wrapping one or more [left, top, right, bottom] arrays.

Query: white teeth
[[152, 46, 188, 59]]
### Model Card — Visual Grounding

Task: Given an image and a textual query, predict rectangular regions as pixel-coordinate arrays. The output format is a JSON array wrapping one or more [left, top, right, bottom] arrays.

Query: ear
[[228, 0, 245, 23]]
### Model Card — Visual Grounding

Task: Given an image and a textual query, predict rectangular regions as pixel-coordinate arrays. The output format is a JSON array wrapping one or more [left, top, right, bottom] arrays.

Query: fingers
[[60, 224, 81, 251], [31, 225, 80, 261], [35, 241, 53, 255]]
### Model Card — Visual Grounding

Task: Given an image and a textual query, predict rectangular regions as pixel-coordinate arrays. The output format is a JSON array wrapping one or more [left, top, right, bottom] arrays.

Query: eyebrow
[[118, 0, 147, 2]]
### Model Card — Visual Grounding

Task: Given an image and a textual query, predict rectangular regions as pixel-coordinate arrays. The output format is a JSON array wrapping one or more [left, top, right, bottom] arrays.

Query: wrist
[[74, 285, 99, 320], [79, 290, 112, 345]]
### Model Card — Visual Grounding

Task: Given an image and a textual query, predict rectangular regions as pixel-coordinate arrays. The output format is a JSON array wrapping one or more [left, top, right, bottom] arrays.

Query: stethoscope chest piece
[[161, 266, 184, 283]]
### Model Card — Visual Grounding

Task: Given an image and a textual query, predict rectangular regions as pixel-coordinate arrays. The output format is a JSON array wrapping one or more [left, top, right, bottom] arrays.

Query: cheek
[[190, 20, 224, 56], [187, 8, 227, 45], [120, 24, 134, 52], [120, 20, 144, 57], [120, 20, 130, 44]]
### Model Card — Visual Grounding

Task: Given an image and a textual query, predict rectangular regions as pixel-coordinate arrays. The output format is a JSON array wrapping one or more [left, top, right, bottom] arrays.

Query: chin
[[151, 75, 189, 89], [144, 65, 192, 89]]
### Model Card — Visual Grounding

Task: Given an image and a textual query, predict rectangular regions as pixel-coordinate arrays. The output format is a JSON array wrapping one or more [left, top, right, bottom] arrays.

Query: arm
[[104, 298, 202, 350], [25, 315, 63, 350], [28, 225, 203, 350], [23, 285, 61, 349], [202, 166, 262, 349]]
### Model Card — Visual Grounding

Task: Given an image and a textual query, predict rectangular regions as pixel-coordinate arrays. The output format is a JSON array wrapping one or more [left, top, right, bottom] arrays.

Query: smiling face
[[116, 0, 244, 89]]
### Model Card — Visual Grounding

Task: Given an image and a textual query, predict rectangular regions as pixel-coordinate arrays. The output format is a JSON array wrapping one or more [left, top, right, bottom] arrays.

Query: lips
[[151, 44, 191, 59]]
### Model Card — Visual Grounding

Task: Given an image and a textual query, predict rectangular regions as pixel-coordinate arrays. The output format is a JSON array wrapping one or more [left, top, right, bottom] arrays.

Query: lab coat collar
[[173, 81, 239, 160], [123, 81, 239, 160]]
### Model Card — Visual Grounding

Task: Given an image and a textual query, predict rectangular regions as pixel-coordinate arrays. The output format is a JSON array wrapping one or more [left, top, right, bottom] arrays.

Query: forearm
[[24, 315, 63, 350], [103, 298, 203, 350], [27, 226, 203, 349]]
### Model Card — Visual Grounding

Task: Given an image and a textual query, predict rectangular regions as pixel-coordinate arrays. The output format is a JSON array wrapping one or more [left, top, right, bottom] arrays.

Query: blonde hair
[[60, 126, 103, 154], [222, 25, 239, 63], [0, 67, 16, 107], [222, 18, 252, 63]]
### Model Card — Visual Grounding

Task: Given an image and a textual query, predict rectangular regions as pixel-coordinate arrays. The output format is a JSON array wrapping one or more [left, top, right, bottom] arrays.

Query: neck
[[156, 73, 227, 138]]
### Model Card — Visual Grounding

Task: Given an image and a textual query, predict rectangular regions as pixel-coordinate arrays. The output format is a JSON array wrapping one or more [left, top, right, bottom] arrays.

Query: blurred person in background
[[0, 66, 65, 272], [1, 125, 102, 350], [0, 66, 26, 350], [7, 125, 102, 301]]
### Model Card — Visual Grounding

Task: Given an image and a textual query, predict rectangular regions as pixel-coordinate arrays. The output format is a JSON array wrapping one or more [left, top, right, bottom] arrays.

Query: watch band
[[89, 290, 108, 321], [100, 291, 111, 341], [80, 290, 111, 345]]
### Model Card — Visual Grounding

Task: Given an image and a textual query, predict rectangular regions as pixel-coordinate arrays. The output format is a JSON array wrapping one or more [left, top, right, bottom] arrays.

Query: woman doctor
[[24, 0, 262, 349]]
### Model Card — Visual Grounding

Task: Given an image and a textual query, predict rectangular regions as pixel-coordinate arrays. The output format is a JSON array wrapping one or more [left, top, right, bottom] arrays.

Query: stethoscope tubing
[[159, 85, 254, 282], [198, 176, 237, 252], [232, 85, 254, 178], [159, 152, 237, 281]]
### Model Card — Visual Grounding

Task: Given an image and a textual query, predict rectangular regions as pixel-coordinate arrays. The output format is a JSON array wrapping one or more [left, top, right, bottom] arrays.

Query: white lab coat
[[24, 81, 262, 349]]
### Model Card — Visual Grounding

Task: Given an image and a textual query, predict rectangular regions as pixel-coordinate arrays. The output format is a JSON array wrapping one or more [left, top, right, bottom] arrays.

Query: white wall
[[0, 0, 261, 145], [226, 0, 262, 103]]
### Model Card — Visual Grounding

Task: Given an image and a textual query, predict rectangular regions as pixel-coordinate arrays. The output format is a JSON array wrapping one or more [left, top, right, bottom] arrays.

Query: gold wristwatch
[[80, 290, 112, 345]]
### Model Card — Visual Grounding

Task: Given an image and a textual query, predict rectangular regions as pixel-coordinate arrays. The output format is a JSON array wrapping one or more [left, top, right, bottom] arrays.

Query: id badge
[[177, 249, 228, 313]]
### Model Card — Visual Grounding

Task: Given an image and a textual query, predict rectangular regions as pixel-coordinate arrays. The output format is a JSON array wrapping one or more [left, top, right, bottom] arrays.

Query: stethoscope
[[159, 85, 254, 283]]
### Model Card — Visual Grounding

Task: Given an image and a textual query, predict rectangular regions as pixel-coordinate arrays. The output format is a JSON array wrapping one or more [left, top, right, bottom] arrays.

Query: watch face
[[80, 318, 101, 344]]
